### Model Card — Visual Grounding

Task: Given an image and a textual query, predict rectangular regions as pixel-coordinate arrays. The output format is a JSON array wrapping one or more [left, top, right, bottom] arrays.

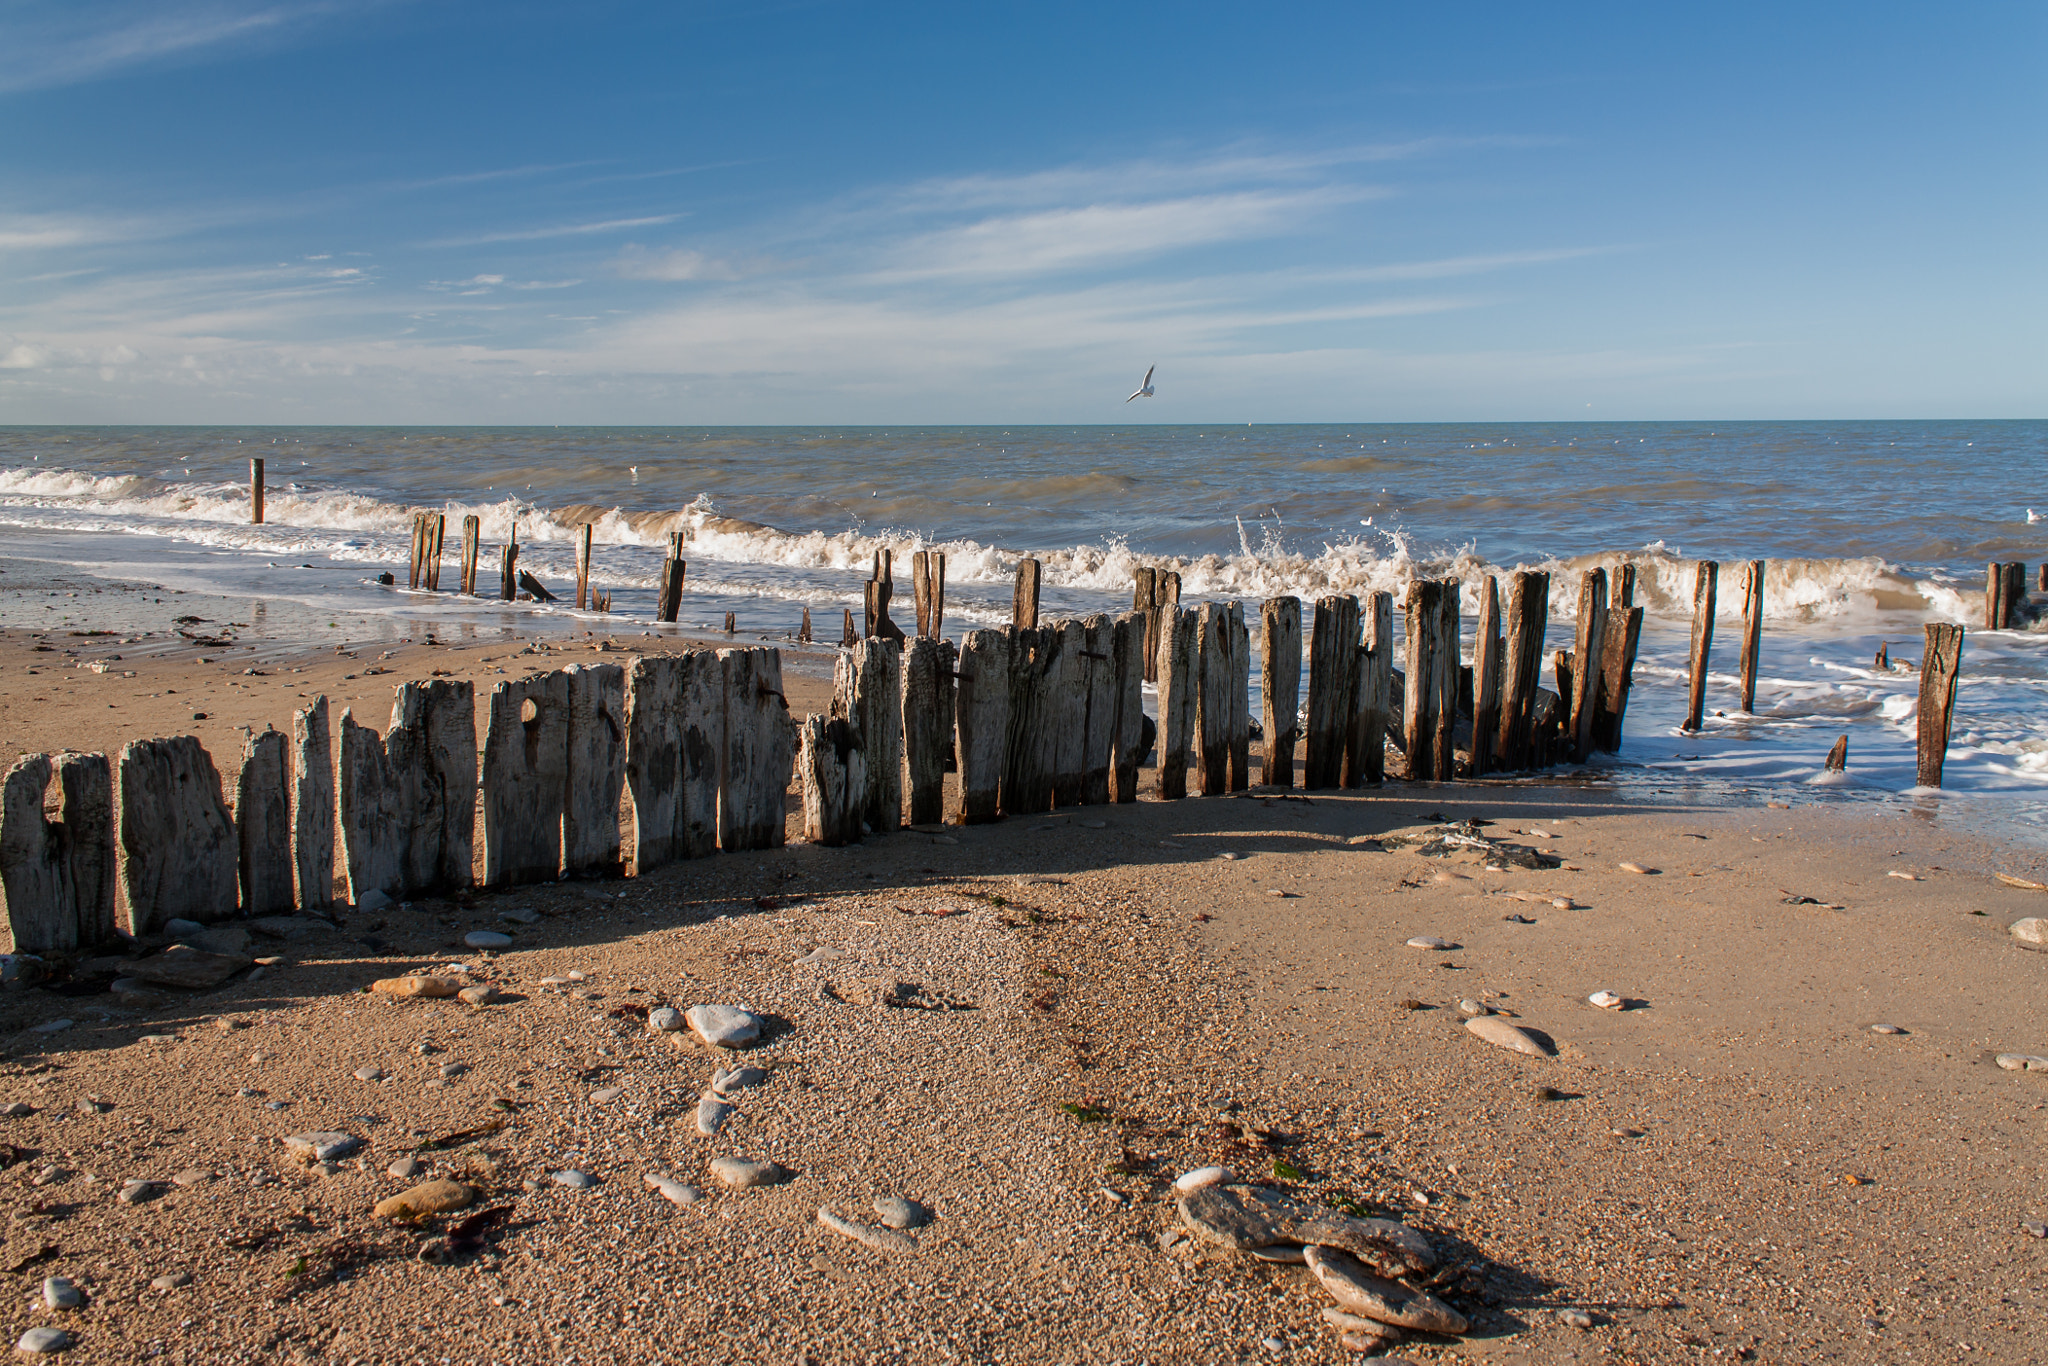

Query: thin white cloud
[[422, 215, 683, 248], [613, 246, 742, 282], [0, 1, 403, 95]]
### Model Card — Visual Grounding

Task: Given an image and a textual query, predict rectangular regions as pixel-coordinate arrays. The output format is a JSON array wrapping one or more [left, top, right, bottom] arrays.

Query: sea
[[2, 421, 2044, 842]]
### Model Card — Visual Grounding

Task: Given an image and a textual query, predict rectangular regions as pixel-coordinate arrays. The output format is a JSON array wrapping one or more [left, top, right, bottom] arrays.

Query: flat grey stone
[[647, 1006, 684, 1032], [1303, 1245, 1468, 1335], [1176, 1184, 1433, 1276], [117, 1180, 164, 1204], [388, 1156, 423, 1180], [498, 908, 540, 925], [644, 1172, 700, 1207], [707, 1156, 786, 1189], [169, 1168, 213, 1187], [248, 917, 321, 940], [1, 1103, 32, 1117], [281, 1132, 363, 1163], [15, 1327, 71, 1354], [355, 889, 395, 913], [711, 1065, 767, 1095], [1995, 1053, 2048, 1071], [353, 1065, 383, 1081], [464, 931, 513, 950], [30, 1020, 72, 1035], [696, 1096, 733, 1136], [1465, 1016, 1555, 1057], [162, 919, 205, 938], [125, 947, 250, 990], [873, 1195, 929, 1229], [686, 1004, 762, 1049], [41, 1277, 81, 1310], [150, 1272, 192, 1290], [552, 1169, 596, 1189], [817, 1206, 916, 1254]]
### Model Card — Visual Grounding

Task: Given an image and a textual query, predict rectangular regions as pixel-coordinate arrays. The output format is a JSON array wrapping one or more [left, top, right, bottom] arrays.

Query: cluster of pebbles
[[1173, 1172, 1471, 1358]]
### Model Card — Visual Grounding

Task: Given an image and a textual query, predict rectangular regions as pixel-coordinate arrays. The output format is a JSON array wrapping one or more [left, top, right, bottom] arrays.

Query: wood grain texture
[[460, 516, 480, 596], [1684, 560, 1718, 732], [902, 637, 957, 825], [117, 736, 238, 931], [1350, 591, 1394, 786], [1154, 607, 1198, 799], [1260, 597, 1301, 788], [235, 729, 294, 916], [835, 638, 904, 833], [717, 648, 795, 851], [1002, 627, 1056, 816], [1047, 618, 1088, 807], [1593, 605, 1645, 753], [1304, 595, 1359, 790], [1109, 611, 1145, 803], [391, 680, 478, 895], [1917, 623, 1964, 788], [563, 663, 626, 876], [1736, 560, 1764, 714], [1496, 571, 1551, 770], [290, 696, 333, 909], [0, 756, 65, 954], [481, 670, 569, 886], [800, 714, 866, 847], [56, 753, 115, 947], [1078, 614, 1117, 805], [1013, 558, 1042, 631], [624, 654, 686, 874], [1196, 603, 1228, 794], [1469, 576, 1503, 776], [1568, 568, 1609, 763], [953, 629, 1011, 824]]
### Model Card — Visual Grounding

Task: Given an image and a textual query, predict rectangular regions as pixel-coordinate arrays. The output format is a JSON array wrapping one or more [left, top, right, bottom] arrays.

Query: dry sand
[[1, 575, 2046, 1364]]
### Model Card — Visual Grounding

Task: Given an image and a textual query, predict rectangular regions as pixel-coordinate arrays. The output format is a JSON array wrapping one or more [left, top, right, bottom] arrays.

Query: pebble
[[355, 889, 395, 913], [712, 1065, 768, 1095], [439, 1062, 467, 1079], [15, 1327, 71, 1354], [41, 1277, 82, 1310], [1218, 851, 1244, 861], [74, 1098, 109, 1115], [874, 1195, 929, 1229], [353, 1065, 384, 1081], [0, 1103, 30, 1119], [498, 908, 540, 925], [1465, 1016, 1555, 1058], [150, 1272, 192, 1291], [646, 1006, 685, 1032], [1303, 1246, 1468, 1334], [1404, 936, 1453, 951], [116, 1180, 164, 1205], [2010, 918, 2048, 948], [369, 976, 461, 999], [1172, 1166, 1233, 1194], [456, 985, 502, 1006], [707, 1156, 786, 1189], [1871, 1023, 1904, 1035], [686, 1003, 763, 1048], [1887, 870, 1921, 880], [463, 931, 513, 950], [1995, 1053, 2048, 1071], [589, 1085, 624, 1104], [1588, 990, 1624, 1010], [643, 1172, 701, 1206], [1559, 1307, 1595, 1329], [817, 1206, 916, 1253], [696, 1097, 734, 1136], [170, 1168, 213, 1187], [2022, 1220, 2047, 1239], [388, 1156, 424, 1180], [373, 1179, 476, 1219], [1260, 1337, 1284, 1352], [30, 1167, 65, 1187], [552, 1169, 597, 1189], [282, 1132, 364, 1163], [1456, 998, 1490, 1017], [31, 1020, 72, 1035], [1617, 861, 1657, 875], [163, 918, 205, 938]]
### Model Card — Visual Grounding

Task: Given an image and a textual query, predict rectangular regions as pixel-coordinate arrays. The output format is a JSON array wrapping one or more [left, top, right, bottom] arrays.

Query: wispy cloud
[[421, 215, 684, 248], [613, 246, 745, 282], [0, 1, 403, 96]]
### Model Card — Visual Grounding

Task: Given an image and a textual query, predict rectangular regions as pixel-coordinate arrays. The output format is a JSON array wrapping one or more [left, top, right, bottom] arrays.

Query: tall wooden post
[[460, 516, 480, 595], [656, 531, 686, 624], [1303, 595, 1359, 789], [1737, 560, 1765, 713], [1194, 603, 1232, 796], [424, 515, 445, 591], [1684, 561, 1718, 732], [913, 551, 931, 637], [1260, 596, 1301, 788], [1567, 568, 1608, 762], [1154, 607, 1197, 799], [1349, 591, 1394, 786], [1917, 624, 1964, 788], [499, 522, 519, 601], [1133, 570, 1157, 683], [1594, 604, 1645, 752], [1013, 558, 1041, 631], [1986, 562, 2005, 629], [799, 608, 813, 644], [250, 458, 264, 524], [1495, 571, 1550, 770], [1470, 576, 1503, 776], [408, 513, 426, 590], [1613, 561, 1636, 608], [575, 524, 593, 610]]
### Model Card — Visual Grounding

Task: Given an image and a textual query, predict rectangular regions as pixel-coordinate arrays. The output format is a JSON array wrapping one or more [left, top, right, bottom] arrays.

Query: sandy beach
[[1, 579, 2047, 1365]]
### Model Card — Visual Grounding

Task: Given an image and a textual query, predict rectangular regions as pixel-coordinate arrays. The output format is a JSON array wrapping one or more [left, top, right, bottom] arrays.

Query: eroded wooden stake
[[1568, 569, 1608, 762], [1013, 558, 1041, 631], [250, 458, 264, 524], [1825, 734, 1848, 773], [1470, 576, 1503, 776], [1917, 623, 1964, 788], [1304, 595, 1358, 789], [1351, 591, 1394, 786], [1260, 596, 1301, 788], [1684, 561, 1718, 731], [1737, 559, 1764, 713], [576, 524, 593, 610], [1496, 571, 1550, 770], [500, 522, 519, 602], [459, 516, 480, 595]]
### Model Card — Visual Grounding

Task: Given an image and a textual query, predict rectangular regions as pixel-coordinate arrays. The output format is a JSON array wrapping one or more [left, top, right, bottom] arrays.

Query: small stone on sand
[[1172, 1166, 1232, 1194], [1617, 861, 1658, 875], [2009, 918, 2048, 948], [686, 1004, 762, 1048], [873, 1195, 929, 1229], [370, 976, 461, 999], [1871, 1024, 1904, 1035], [373, 1179, 476, 1219], [647, 1006, 684, 1032], [282, 1132, 363, 1163], [1588, 990, 1624, 1010], [463, 931, 512, 950], [696, 1096, 733, 1136], [644, 1172, 700, 1206], [1465, 1016, 1554, 1058], [41, 1277, 81, 1310], [552, 1169, 596, 1189], [708, 1157, 786, 1189], [150, 1272, 192, 1291], [15, 1327, 71, 1354], [1405, 936, 1454, 950]]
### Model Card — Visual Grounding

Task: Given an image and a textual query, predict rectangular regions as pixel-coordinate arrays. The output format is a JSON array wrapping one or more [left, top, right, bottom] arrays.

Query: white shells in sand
[[2009, 918, 2048, 948], [1588, 990, 1624, 1010]]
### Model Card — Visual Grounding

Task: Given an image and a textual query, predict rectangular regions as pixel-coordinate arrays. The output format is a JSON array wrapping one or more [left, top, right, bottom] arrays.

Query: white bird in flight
[[1125, 364, 1155, 403]]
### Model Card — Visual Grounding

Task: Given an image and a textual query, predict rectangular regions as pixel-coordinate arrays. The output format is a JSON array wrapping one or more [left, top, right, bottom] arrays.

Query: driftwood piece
[[1154, 607, 1198, 799], [718, 648, 795, 851], [902, 637, 957, 825], [1350, 591, 1394, 786], [1260, 596, 1302, 788], [1013, 559, 1042, 631], [1736, 560, 1764, 713], [1078, 615, 1117, 805], [563, 663, 626, 877], [117, 736, 239, 932], [1496, 571, 1550, 769], [1470, 577, 1503, 776], [1592, 605, 1645, 752], [460, 515, 480, 596], [0, 756, 66, 954], [1048, 618, 1089, 807], [1109, 611, 1145, 802], [1916, 624, 1964, 788], [1304, 595, 1359, 789], [836, 639, 904, 834], [518, 570, 558, 604], [800, 715, 866, 846], [57, 754, 115, 947], [1568, 569, 1609, 762], [1684, 561, 1718, 732], [481, 670, 569, 886], [1002, 627, 1055, 816], [953, 630, 1011, 823], [291, 697, 333, 909], [236, 729, 294, 917]]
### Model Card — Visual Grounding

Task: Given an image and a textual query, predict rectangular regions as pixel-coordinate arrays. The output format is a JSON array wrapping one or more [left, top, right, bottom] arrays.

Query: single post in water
[[499, 521, 519, 601], [459, 516, 480, 595], [575, 524, 593, 610], [1737, 559, 1764, 713], [1916, 623, 1964, 787], [424, 515, 445, 591], [1683, 561, 1718, 732], [250, 458, 264, 524]]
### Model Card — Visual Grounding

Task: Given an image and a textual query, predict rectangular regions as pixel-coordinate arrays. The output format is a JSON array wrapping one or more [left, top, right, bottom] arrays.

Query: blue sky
[[0, 1, 2041, 424]]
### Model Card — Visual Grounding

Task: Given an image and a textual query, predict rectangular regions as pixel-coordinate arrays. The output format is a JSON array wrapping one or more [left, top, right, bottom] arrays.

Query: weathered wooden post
[[622, 651, 721, 873], [911, 551, 949, 639], [236, 728, 294, 916], [500, 522, 519, 601], [1917, 623, 1964, 787], [1350, 591, 1394, 786], [117, 737, 239, 930], [953, 630, 1011, 823], [1304, 595, 1359, 789], [1825, 735, 1848, 773], [424, 514, 445, 591], [1470, 576, 1504, 776], [799, 608, 813, 644], [460, 515, 481, 595], [1403, 579, 1458, 780], [250, 457, 264, 524], [1109, 611, 1145, 803], [1133, 568, 1158, 681], [1195, 602, 1233, 796], [1260, 596, 1301, 788], [865, 550, 906, 641], [1154, 607, 1198, 799], [1684, 561, 1718, 731], [1047, 618, 1090, 807], [1593, 603, 1645, 752], [656, 531, 686, 623], [408, 514, 426, 590], [1566, 568, 1608, 762], [1013, 558, 1041, 631], [716, 648, 795, 852], [836, 637, 904, 835], [800, 716, 866, 846], [1986, 562, 2005, 629], [724, 612, 737, 636], [2, 754, 116, 954], [1613, 561, 1636, 607], [902, 636, 957, 825], [1002, 627, 1054, 816], [1737, 560, 1764, 713], [2039, 564, 2047, 594], [575, 524, 593, 610], [290, 696, 332, 910], [1076, 614, 1118, 804], [2009, 562, 2028, 622], [841, 609, 856, 647], [1494, 571, 1549, 770], [563, 663, 626, 878]]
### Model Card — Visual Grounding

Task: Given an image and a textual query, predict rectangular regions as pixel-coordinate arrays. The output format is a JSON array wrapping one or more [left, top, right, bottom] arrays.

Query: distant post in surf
[[250, 458, 264, 524]]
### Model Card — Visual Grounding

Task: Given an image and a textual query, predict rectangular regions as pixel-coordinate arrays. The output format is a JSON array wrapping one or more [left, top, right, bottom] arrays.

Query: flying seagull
[[1125, 365, 1155, 403]]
